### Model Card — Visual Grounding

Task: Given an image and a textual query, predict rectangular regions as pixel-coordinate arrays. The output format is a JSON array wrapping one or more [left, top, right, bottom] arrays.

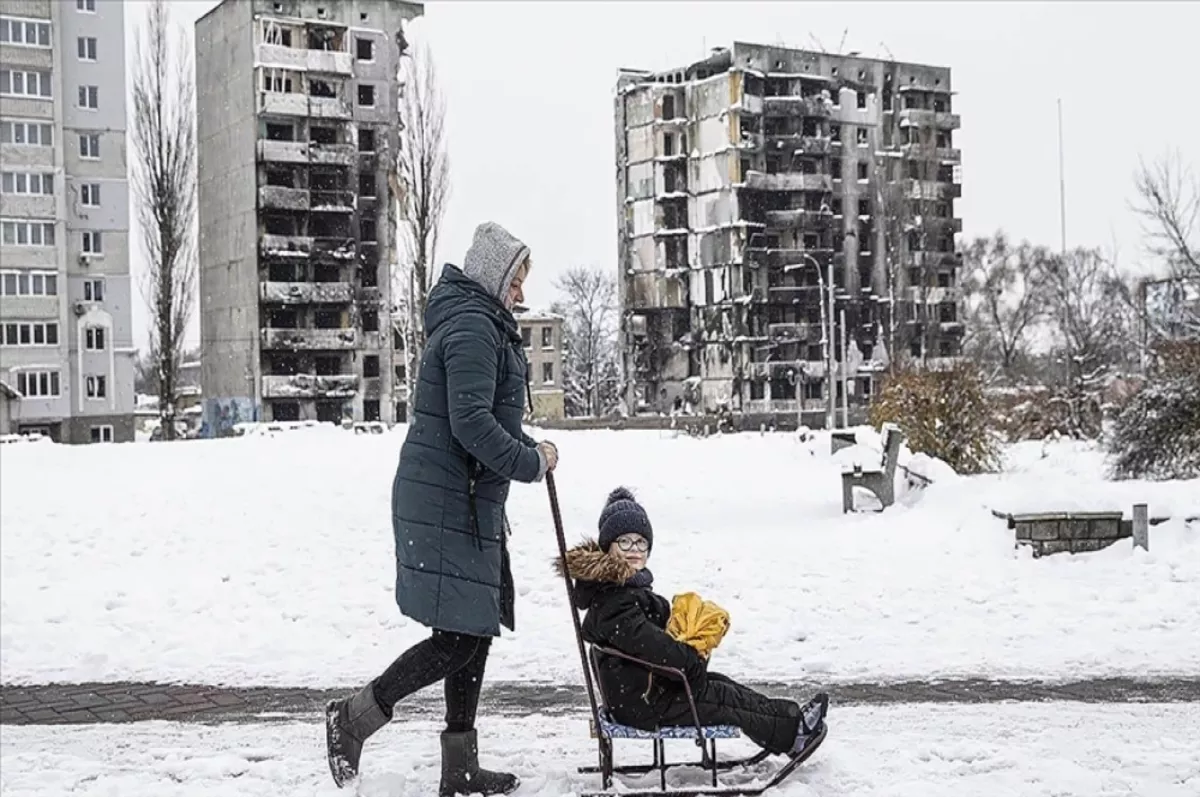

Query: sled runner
[[546, 474, 825, 797]]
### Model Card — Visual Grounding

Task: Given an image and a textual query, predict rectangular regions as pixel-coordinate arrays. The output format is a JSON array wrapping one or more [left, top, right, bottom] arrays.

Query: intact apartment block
[[0, 0, 135, 443], [615, 43, 963, 422], [196, 0, 422, 436]]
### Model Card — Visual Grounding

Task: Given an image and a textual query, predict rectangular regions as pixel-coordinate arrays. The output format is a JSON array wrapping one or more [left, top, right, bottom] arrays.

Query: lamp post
[[787, 252, 836, 430]]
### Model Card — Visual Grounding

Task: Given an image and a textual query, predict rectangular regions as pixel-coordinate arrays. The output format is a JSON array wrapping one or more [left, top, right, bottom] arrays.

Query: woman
[[559, 488, 829, 759], [326, 222, 559, 794]]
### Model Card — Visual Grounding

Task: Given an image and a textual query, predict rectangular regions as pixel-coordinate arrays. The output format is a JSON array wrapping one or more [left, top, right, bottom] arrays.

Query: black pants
[[654, 673, 801, 755], [372, 629, 491, 733]]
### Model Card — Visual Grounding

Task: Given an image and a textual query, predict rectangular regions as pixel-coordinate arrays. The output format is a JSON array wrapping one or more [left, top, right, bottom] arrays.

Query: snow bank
[[1, 703, 1196, 796], [2, 427, 1198, 687]]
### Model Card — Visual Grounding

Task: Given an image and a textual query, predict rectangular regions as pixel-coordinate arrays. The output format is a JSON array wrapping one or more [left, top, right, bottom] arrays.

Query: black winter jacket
[[559, 540, 708, 728]]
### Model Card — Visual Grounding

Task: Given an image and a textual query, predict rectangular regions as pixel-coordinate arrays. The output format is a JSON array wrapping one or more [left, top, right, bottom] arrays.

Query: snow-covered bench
[[841, 423, 904, 513]]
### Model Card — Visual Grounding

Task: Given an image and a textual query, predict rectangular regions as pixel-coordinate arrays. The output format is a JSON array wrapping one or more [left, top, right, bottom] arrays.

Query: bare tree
[[1041, 247, 1131, 436], [553, 266, 622, 417], [960, 232, 1051, 380], [395, 40, 450, 368], [132, 0, 196, 442]]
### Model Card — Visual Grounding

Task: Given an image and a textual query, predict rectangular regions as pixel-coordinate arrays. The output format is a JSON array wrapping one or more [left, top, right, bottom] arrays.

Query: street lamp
[[786, 252, 836, 429]]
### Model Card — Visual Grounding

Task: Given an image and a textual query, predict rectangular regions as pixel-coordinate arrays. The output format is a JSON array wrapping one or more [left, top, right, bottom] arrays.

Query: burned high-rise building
[[615, 43, 963, 424]]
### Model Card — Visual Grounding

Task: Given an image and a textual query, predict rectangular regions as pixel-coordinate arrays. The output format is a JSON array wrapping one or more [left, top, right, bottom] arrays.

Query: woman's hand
[[537, 440, 559, 472]]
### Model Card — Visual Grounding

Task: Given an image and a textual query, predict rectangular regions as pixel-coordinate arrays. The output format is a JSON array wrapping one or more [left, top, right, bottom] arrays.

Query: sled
[[546, 474, 825, 797]]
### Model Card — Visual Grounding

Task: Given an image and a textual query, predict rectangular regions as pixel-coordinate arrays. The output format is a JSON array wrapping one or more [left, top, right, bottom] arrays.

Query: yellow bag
[[666, 592, 731, 660]]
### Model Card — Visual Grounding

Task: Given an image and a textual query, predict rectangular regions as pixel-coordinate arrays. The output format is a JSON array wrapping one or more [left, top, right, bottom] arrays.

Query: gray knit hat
[[462, 221, 531, 302]]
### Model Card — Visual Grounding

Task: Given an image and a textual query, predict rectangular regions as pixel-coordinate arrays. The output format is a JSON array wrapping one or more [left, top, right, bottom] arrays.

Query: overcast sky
[[125, 1, 1200, 350]]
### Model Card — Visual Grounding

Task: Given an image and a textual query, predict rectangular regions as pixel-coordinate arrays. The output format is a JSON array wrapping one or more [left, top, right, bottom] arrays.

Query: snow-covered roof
[[515, 308, 564, 323]]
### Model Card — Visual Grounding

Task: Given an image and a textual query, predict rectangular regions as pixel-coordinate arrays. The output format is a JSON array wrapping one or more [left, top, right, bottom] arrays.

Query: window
[[858, 198, 871, 217], [1, 120, 53, 146], [78, 85, 99, 109], [83, 278, 104, 301], [358, 127, 375, 152], [82, 231, 103, 254], [85, 326, 106, 350], [0, 69, 53, 99], [1, 220, 56, 246], [521, 326, 532, 347], [77, 36, 97, 61], [1, 172, 54, 195], [79, 133, 100, 159], [830, 124, 841, 143], [856, 127, 868, 146], [542, 362, 554, 385], [77, 0, 97, 11], [856, 91, 867, 109], [856, 162, 868, 181], [80, 183, 101, 206], [15, 370, 60, 397], [363, 354, 380, 377], [0, 17, 51, 47], [355, 38, 374, 61], [358, 173, 376, 197], [541, 326, 552, 348], [86, 375, 107, 399], [90, 425, 113, 443], [2, 322, 58, 347], [362, 310, 379, 332], [1, 270, 57, 296], [357, 84, 375, 107]]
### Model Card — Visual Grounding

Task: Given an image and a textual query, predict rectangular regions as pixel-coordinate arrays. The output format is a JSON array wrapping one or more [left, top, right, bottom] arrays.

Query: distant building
[[516, 309, 565, 421], [0, 379, 18, 435]]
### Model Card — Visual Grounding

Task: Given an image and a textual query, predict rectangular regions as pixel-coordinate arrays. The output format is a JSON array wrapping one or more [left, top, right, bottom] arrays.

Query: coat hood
[[555, 539, 647, 610], [462, 221, 531, 302], [424, 264, 520, 342]]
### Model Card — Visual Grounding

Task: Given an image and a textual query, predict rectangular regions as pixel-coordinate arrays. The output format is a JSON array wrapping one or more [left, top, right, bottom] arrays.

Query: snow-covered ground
[[2, 703, 1196, 796], [1, 426, 1198, 687]]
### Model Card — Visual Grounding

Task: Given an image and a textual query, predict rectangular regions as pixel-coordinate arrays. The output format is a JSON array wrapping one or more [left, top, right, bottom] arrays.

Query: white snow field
[[1, 703, 1197, 797], [1, 426, 1198, 687]]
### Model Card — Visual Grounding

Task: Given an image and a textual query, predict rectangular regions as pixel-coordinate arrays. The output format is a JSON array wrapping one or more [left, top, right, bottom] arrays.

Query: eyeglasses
[[615, 536, 649, 553]]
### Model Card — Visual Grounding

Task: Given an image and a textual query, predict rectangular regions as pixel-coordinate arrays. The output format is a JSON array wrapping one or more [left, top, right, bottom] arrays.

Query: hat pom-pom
[[606, 486, 637, 505]]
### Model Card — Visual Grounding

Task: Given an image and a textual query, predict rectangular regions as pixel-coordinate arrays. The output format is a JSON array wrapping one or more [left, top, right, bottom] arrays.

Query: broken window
[[363, 355, 380, 377], [307, 26, 342, 51], [314, 310, 342, 329], [803, 233, 820, 250], [908, 268, 922, 286], [263, 214, 297, 235], [937, 271, 953, 288], [936, 131, 951, 148], [908, 161, 920, 180], [309, 78, 336, 98], [542, 362, 554, 385], [856, 162, 868, 180], [939, 338, 956, 357], [662, 134, 674, 157], [360, 217, 377, 243], [521, 327, 532, 347], [358, 173, 376, 197], [358, 128, 376, 152], [938, 303, 957, 323], [363, 400, 381, 422], [356, 38, 374, 61], [830, 124, 841, 142], [856, 91, 867, 109], [268, 308, 299, 328], [856, 127, 868, 146], [273, 402, 300, 422], [314, 264, 341, 282], [360, 264, 379, 288], [910, 338, 922, 357], [262, 68, 294, 93], [766, 156, 781, 173], [316, 402, 342, 424], [268, 262, 300, 281], [541, 326, 552, 348], [362, 310, 379, 332], [266, 123, 294, 141], [662, 94, 675, 120], [934, 97, 948, 113], [357, 84, 376, 107], [904, 94, 921, 110], [265, 167, 293, 187], [801, 118, 818, 137], [315, 355, 341, 376], [263, 21, 293, 47], [857, 198, 870, 216], [311, 126, 337, 145], [830, 157, 842, 179]]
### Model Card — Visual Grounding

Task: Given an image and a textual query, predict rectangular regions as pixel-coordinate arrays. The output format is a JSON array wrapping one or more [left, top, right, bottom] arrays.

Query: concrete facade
[[0, 0, 135, 443], [196, 0, 423, 437], [615, 43, 964, 424], [516, 309, 565, 421]]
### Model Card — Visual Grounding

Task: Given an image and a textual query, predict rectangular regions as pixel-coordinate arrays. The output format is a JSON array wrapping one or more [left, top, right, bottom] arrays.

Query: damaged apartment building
[[615, 42, 963, 423], [196, 0, 422, 435]]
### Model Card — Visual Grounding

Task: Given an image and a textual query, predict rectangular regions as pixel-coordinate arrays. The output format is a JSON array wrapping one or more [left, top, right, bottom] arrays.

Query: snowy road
[[2, 703, 1196, 797]]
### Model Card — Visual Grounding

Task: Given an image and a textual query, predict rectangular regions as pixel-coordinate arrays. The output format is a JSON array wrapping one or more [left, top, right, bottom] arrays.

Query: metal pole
[[840, 306, 849, 427], [1132, 503, 1149, 551], [827, 259, 835, 430], [1057, 98, 1067, 255]]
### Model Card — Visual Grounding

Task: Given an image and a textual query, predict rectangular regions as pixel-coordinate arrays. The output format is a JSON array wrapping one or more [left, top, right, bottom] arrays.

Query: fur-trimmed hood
[[554, 539, 651, 610]]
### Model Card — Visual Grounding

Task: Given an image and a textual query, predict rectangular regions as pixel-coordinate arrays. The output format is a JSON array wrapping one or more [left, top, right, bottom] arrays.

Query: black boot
[[325, 681, 390, 788], [439, 729, 520, 796]]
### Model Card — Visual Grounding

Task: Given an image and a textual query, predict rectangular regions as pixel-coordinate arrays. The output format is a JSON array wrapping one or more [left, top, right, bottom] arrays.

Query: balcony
[[906, 251, 963, 268], [260, 233, 314, 258], [764, 209, 834, 230], [259, 91, 309, 117], [256, 42, 308, 70], [258, 139, 309, 163], [764, 135, 831, 156], [261, 327, 359, 350], [746, 247, 827, 269], [310, 190, 355, 212], [311, 237, 357, 260], [307, 49, 353, 75], [768, 322, 820, 341], [258, 185, 309, 211], [308, 142, 356, 166], [309, 95, 351, 119], [260, 281, 354, 304], [900, 143, 961, 163], [626, 272, 687, 310], [908, 286, 959, 304], [905, 179, 961, 201], [762, 96, 831, 119], [744, 172, 833, 192], [923, 215, 964, 233], [897, 109, 961, 130], [261, 373, 359, 399]]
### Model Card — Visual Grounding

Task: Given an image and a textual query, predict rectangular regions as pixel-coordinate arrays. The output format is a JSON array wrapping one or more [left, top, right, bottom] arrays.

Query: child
[[558, 487, 828, 759]]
